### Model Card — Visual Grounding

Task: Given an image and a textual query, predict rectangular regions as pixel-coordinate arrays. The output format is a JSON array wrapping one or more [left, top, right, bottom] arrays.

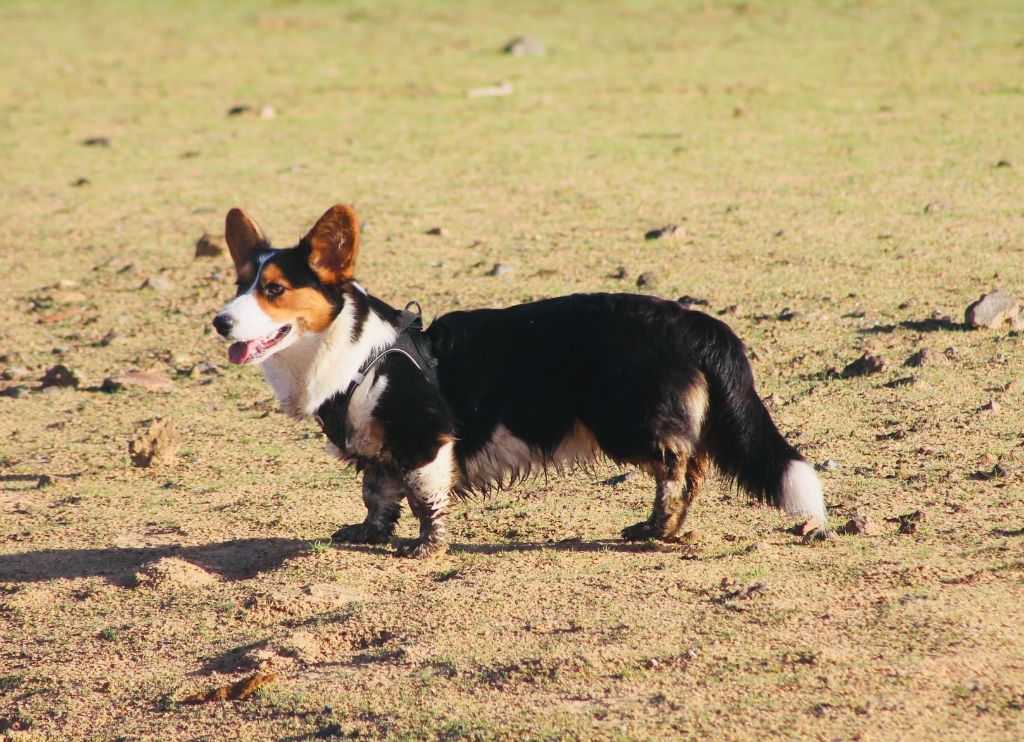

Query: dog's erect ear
[[225, 208, 267, 276], [303, 204, 359, 284]]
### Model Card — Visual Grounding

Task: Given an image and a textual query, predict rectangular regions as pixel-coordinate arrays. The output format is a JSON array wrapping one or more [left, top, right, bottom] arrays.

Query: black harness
[[343, 301, 439, 397]]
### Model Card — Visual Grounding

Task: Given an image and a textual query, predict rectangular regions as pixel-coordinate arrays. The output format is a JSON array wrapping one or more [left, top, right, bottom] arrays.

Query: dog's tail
[[690, 312, 827, 525]]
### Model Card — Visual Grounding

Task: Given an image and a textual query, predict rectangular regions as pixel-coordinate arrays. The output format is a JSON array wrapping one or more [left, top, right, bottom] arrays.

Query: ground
[[1, 1, 1023, 739]]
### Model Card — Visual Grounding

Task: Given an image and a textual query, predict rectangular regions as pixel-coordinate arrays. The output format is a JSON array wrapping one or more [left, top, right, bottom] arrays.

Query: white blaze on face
[[220, 292, 280, 341]]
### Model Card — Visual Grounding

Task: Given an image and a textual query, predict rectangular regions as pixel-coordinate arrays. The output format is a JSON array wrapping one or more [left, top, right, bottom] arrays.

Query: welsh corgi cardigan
[[213, 204, 827, 557]]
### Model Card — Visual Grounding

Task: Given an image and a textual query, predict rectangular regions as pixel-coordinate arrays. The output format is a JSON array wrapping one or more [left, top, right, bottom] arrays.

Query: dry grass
[[1, 0, 1023, 739]]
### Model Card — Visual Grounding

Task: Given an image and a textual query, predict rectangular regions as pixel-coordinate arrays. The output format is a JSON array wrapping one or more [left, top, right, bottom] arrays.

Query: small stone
[[636, 272, 657, 289], [841, 352, 889, 378], [468, 81, 513, 98], [503, 35, 546, 56], [843, 512, 875, 535], [140, 276, 174, 292], [82, 136, 110, 147], [53, 290, 87, 304], [965, 290, 1020, 329], [189, 361, 220, 378], [129, 418, 181, 467], [486, 263, 514, 277], [258, 105, 276, 119], [645, 658, 660, 669], [425, 227, 448, 237], [610, 266, 629, 280], [979, 399, 1000, 415], [676, 295, 709, 308], [57, 280, 80, 289], [102, 371, 175, 394], [227, 104, 253, 116], [601, 470, 638, 486], [793, 518, 820, 537], [904, 348, 937, 367], [893, 510, 926, 535], [71, 177, 91, 187], [996, 159, 1012, 168], [41, 364, 81, 389], [816, 459, 839, 472], [644, 224, 679, 241], [194, 233, 226, 258]]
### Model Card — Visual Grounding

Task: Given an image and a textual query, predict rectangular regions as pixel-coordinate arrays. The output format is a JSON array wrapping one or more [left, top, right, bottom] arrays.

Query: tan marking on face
[[254, 263, 336, 333]]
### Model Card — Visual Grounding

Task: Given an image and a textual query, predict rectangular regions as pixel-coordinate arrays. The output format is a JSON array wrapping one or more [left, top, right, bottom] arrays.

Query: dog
[[212, 204, 827, 557]]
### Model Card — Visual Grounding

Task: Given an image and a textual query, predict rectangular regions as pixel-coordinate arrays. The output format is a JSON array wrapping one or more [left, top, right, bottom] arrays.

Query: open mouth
[[228, 325, 292, 364]]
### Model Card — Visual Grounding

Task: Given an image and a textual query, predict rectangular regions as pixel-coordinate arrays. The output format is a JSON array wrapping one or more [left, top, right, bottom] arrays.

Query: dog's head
[[212, 204, 360, 364]]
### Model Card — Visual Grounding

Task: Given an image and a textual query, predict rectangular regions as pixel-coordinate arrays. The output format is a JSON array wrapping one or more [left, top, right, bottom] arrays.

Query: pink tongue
[[228, 341, 257, 364]]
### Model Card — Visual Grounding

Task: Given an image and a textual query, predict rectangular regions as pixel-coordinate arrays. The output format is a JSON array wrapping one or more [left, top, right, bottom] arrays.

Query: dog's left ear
[[303, 204, 359, 283]]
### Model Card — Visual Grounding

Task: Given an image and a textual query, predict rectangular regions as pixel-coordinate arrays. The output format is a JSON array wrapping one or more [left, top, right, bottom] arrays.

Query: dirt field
[[2, 1, 1023, 739]]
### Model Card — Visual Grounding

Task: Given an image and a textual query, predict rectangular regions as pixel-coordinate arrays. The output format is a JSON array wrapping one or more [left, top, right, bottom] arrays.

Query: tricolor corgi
[[213, 204, 828, 557]]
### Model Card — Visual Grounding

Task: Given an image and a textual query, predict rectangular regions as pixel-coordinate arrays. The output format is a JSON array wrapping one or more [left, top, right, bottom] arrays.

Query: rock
[[82, 136, 110, 147], [486, 263, 514, 277], [610, 266, 629, 280], [644, 225, 679, 241], [601, 470, 638, 486], [636, 272, 657, 289], [502, 35, 546, 56], [904, 348, 937, 367], [841, 352, 889, 378], [188, 361, 220, 378], [842, 512, 875, 535], [425, 227, 448, 237], [677, 295, 709, 308], [893, 510, 926, 535], [816, 459, 839, 472], [468, 81, 513, 98], [57, 280, 80, 289], [102, 371, 175, 394], [965, 290, 1020, 329], [140, 276, 174, 292], [792, 518, 820, 537], [129, 418, 181, 467], [39, 309, 82, 325], [194, 233, 226, 258], [979, 399, 1001, 415], [53, 290, 87, 304], [41, 364, 81, 388], [259, 105, 276, 119]]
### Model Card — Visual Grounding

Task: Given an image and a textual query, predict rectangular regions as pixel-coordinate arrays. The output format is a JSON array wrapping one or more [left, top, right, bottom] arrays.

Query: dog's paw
[[621, 520, 656, 542], [393, 538, 448, 559], [331, 521, 392, 545]]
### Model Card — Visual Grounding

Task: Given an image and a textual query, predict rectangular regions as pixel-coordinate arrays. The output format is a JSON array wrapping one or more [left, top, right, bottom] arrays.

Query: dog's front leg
[[394, 441, 455, 558], [332, 464, 404, 545]]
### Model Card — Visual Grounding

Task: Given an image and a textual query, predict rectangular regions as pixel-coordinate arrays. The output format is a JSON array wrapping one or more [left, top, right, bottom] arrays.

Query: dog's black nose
[[212, 314, 234, 338]]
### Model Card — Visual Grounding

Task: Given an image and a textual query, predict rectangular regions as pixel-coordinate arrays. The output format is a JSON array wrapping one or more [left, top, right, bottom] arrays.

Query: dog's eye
[[265, 282, 285, 298]]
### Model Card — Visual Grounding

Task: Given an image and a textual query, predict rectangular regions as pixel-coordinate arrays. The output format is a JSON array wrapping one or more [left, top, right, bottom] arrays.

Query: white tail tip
[[780, 460, 827, 525]]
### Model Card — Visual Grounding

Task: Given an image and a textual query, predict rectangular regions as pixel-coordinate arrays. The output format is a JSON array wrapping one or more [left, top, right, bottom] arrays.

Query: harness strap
[[343, 300, 438, 399]]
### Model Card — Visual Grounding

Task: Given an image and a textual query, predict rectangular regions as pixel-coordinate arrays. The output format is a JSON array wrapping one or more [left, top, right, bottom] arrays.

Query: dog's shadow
[[0, 538, 307, 586]]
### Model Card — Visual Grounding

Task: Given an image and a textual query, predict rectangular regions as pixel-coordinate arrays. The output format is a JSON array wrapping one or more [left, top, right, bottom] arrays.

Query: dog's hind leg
[[622, 451, 706, 542], [332, 465, 404, 545], [395, 441, 455, 558]]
